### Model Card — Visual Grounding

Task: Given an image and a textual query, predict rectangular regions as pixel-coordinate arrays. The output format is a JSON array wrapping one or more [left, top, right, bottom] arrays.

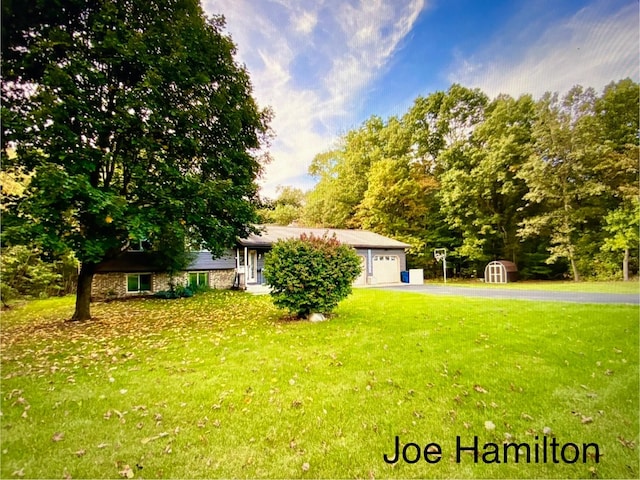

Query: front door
[[248, 250, 258, 283]]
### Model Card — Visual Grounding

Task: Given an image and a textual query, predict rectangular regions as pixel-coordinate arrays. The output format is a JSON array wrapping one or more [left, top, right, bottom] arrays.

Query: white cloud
[[294, 10, 318, 34], [449, 2, 639, 99], [203, 0, 426, 198]]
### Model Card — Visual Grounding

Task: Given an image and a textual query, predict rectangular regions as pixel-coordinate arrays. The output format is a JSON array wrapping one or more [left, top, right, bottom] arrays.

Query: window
[[128, 239, 152, 251], [188, 272, 208, 288], [127, 274, 152, 292]]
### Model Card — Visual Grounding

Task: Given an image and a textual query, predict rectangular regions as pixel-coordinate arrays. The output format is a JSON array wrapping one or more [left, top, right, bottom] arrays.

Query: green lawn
[[426, 279, 640, 294], [1, 290, 638, 479]]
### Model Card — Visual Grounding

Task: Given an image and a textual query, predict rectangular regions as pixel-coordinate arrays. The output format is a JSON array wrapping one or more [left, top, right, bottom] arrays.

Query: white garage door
[[372, 255, 399, 284], [355, 256, 367, 285]]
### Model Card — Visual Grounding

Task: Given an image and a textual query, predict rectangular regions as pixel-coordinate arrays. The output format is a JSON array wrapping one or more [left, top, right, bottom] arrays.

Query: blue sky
[[203, 0, 639, 198]]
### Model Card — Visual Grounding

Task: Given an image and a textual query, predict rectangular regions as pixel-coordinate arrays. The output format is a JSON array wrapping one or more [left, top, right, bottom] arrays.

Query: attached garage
[[237, 226, 409, 288], [371, 255, 400, 284], [354, 256, 367, 285]]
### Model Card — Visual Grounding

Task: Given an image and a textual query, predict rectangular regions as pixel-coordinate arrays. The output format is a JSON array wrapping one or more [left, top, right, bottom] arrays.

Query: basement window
[[188, 272, 208, 288], [127, 274, 152, 292]]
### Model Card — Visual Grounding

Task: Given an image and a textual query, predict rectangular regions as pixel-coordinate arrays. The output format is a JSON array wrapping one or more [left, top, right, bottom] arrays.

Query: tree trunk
[[623, 248, 629, 281], [71, 262, 95, 321], [569, 255, 580, 282]]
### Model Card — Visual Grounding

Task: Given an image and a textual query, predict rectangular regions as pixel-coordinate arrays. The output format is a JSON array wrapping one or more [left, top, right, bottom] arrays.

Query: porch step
[[246, 284, 271, 295]]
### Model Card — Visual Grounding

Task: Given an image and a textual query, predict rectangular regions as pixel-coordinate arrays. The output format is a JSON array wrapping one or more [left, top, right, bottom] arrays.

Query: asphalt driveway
[[374, 284, 639, 305]]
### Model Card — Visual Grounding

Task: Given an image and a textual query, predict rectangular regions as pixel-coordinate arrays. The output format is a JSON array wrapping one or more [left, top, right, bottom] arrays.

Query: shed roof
[[237, 225, 410, 249], [487, 260, 518, 272]]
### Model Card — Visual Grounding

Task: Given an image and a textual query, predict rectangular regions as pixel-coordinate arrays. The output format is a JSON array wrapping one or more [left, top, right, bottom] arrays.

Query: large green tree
[[356, 156, 438, 257], [594, 79, 640, 280], [403, 84, 488, 174], [2, 0, 271, 320], [259, 186, 305, 226], [517, 87, 605, 281], [439, 94, 534, 263], [303, 116, 406, 228]]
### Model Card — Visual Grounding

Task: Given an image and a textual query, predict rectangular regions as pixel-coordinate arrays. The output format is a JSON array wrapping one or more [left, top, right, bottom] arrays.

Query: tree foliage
[[439, 94, 534, 263], [262, 234, 361, 318], [298, 79, 639, 281], [2, 0, 271, 319], [0, 246, 78, 307], [259, 186, 305, 225]]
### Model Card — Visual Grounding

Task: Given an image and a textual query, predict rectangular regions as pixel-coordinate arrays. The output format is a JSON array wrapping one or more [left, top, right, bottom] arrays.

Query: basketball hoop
[[433, 248, 447, 262], [433, 248, 448, 283]]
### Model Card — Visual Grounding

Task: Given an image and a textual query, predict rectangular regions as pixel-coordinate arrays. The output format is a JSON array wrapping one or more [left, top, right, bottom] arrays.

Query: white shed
[[484, 260, 518, 283]]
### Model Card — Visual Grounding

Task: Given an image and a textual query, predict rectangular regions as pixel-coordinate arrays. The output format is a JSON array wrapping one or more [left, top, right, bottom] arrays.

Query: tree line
[[261, 80, 639, 281]]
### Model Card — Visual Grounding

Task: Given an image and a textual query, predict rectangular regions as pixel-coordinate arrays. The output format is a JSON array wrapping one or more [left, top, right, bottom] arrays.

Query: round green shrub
[[263, 233, 362, 318]]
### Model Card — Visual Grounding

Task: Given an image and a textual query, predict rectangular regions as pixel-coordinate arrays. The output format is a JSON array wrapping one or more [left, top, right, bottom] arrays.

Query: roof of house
[[237, 225, 410, 249], [95, 251, 236, 273], [95, 252, 158, 273], [93, 227, 408, 274]]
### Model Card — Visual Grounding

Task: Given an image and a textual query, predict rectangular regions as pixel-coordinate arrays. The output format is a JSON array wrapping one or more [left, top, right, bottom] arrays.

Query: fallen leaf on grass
[[426, 444, 442, 459], [119, 464, 134, 478], [301, 462, 310, 471], [581, 416, 593, 424], [11, 468, 24, 477], [484, 420, 495, 430], [74, 449, 86, 457], [617, 437, 636, 449], [473, 385, 488, 393], [52, 432, 65, 442]]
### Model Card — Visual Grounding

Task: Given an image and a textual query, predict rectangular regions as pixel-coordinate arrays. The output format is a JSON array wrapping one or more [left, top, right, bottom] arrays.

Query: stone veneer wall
[[92, 273, 127, 299], [92, 269, 236, 300], [208, 269, 236, 289]]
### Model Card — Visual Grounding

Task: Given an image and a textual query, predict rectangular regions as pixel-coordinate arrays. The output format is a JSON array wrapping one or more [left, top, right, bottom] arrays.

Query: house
[[235, 225, 410, 288], [91, 226, 409, 299], [92, 251, 238, 299]]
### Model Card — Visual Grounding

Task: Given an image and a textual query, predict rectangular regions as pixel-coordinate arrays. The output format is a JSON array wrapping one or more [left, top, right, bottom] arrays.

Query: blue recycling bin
[[400, 271, 409, 283]]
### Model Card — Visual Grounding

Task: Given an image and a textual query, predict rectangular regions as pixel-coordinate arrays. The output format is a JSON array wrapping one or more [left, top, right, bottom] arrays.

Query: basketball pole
[[443, 258, 447, 284], [434, 248, 447, 284]]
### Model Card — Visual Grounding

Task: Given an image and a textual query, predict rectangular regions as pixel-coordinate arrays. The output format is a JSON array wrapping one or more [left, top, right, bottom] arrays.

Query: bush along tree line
[[2, 0, 271, 320], [263, 234, 362, 318], [281, 80, 638, 281], [0, 246, 78, 308]]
